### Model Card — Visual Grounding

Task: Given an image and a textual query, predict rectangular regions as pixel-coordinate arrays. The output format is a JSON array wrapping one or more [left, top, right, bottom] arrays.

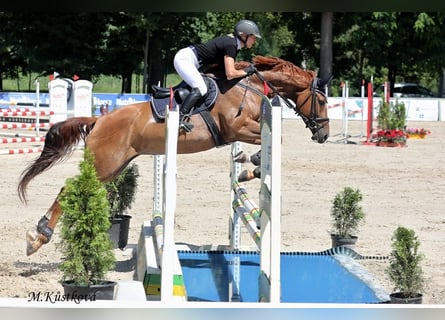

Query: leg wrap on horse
[[37, 216, 53, 243]]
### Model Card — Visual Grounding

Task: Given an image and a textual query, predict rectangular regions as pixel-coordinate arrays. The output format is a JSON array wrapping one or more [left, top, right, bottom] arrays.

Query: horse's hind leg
[[26, 189, 63, 256]]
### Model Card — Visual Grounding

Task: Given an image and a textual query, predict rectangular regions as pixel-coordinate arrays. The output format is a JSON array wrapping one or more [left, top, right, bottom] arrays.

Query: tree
[[98, 12, 145, 93], [319, 12, 333, 83]]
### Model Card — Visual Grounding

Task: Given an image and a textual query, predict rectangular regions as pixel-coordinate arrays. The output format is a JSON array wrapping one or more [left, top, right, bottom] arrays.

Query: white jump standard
[[229, 96, 282, 303]]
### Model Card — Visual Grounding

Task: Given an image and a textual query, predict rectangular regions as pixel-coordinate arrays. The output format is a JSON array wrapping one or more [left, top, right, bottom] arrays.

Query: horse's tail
[[18, 117, 97, 204]]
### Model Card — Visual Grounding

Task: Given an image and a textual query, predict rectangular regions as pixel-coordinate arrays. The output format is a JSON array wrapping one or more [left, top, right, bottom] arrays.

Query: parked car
[[374, 83, 437, 98]]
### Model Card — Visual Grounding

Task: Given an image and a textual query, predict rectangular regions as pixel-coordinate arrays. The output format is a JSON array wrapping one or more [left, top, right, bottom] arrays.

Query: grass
[[2, 73, 183, 93]]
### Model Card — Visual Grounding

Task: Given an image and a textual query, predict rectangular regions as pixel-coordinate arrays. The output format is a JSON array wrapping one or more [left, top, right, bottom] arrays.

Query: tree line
[[1, 12, 444, 96]]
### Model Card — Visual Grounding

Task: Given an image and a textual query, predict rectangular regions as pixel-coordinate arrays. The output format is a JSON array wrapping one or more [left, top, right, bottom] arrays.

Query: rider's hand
[[244, 64, 257, 76]]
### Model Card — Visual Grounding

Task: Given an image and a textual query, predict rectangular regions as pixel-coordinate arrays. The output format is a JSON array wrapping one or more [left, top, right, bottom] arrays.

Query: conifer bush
[[58, 148, 115, 285]]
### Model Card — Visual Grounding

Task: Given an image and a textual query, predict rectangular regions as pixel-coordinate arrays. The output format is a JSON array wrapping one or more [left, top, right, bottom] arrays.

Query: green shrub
[[387, 226, 425, 298], [330, 187, 365, 238], [104, 163, 139, 217], [377, 100, 406, 130], [58, 148, 115, 285]]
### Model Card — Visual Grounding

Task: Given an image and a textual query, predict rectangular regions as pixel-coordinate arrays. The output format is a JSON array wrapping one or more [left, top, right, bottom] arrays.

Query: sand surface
[[0, 119, 444, 304]]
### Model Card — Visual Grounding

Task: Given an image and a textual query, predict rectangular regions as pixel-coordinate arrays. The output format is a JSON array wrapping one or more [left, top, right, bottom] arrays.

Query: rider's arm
[[224, 55, 249, 80]]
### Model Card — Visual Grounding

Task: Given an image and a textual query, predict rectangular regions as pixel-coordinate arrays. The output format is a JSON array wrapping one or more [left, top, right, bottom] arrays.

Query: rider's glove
[[244, 64, 257, 76]]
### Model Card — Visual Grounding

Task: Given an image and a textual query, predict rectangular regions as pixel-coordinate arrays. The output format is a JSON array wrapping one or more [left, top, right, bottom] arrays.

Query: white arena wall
[[282, 97, 445, 122]]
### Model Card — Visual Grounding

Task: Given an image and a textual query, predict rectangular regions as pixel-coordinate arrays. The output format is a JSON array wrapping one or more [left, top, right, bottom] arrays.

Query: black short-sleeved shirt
[[193, 35, 238, 66]]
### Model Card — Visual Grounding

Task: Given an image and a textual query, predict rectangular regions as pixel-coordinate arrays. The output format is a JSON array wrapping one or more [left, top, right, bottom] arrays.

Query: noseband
[[254, 71, 329, 135]]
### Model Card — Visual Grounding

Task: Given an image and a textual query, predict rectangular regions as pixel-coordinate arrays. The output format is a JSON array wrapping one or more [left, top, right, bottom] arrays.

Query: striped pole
[[0, 111, 55, 117], [232, 198, 261, 248], [232, 180, 261, 226], [0, 122, 53, 129], [0, 147, 43, 155], [1, 136, 46, 144]]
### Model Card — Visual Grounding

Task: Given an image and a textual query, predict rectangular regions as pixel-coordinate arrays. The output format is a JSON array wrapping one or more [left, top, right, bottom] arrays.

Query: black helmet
[[234, 19, 261, 39]]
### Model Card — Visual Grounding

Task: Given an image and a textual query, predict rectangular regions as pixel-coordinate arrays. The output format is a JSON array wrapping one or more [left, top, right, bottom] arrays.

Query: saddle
[[150, 75, 225, 147], [151, 76, 218, 120]]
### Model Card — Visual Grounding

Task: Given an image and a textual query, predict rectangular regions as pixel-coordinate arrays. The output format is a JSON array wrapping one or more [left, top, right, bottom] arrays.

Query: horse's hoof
[[26, 230, 43, 256], [250, 150, 261, 166], [26, 230, 38, 243], [238, 170, 255, 182], [233, 151, 248, 163]]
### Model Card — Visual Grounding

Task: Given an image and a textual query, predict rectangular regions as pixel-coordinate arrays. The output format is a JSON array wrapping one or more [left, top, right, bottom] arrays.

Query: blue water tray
[[178, 250, 387, 303]]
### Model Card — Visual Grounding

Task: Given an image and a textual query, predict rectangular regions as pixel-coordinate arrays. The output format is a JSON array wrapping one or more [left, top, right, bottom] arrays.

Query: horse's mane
[[252, 55, 316, 80], [235, 55, 316, 87], [204, 55, 316, 90]]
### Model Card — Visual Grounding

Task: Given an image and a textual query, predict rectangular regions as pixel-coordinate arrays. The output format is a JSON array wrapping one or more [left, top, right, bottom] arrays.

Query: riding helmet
[[234, 19, 262, 39]]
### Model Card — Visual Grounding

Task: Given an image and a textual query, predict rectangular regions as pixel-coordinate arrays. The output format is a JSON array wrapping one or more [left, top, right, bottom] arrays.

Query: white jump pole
[[258, 96, 281, 303], [34, 79, 41, 137], [160, 105, 180, 302], [360, 79, 365, 137]]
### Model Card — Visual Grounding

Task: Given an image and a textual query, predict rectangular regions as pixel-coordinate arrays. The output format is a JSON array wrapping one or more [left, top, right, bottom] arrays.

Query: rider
[[173, 19, 261, 132]]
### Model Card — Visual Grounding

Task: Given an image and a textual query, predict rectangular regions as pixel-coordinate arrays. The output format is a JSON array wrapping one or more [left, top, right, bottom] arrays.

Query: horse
[[18, 55, 331, 256]]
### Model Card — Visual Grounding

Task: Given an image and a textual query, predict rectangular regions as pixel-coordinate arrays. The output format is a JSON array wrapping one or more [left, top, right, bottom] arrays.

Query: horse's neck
[[261, 70, 313, 94]]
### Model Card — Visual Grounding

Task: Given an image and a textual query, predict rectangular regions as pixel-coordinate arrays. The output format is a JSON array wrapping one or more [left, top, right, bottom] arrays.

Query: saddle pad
[[151, 77, 218, 121]]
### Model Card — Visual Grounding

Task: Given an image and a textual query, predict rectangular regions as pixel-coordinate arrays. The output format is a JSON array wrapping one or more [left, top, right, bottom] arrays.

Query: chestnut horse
[[18, 55, 330, 255]]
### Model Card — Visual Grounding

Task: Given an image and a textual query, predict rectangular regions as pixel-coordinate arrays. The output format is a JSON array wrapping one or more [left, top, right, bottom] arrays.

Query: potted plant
[[104, 162, 139, 249], [58, 148, 116, 300], [405, 127, 431, 139], [386, 226, 425, 304], [374, 99, 407, 147], [330, 187, 365, 248]]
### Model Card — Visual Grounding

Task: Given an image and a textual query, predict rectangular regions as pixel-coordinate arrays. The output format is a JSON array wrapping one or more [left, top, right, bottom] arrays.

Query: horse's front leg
[[26, 189, 63, 256]]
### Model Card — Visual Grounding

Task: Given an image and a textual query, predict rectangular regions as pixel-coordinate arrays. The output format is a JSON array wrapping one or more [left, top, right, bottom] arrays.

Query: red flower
[[374, 129, 407, 143]]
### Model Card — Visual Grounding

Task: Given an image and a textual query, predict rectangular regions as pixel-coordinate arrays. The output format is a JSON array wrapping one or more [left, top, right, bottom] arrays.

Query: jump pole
[[364, 82, 374, 144]]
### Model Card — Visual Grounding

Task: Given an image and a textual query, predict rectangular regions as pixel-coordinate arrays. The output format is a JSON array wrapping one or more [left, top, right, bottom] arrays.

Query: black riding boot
[[180, 87, 203, 132]]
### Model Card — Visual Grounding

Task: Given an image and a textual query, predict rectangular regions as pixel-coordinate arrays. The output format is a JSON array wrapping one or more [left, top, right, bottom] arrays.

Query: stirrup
[[180, 121, 194, 133], [179, 114, 194, 133]]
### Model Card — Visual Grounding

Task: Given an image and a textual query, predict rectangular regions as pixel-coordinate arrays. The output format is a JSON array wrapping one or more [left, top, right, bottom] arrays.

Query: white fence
[[282, 97, 445, 122]]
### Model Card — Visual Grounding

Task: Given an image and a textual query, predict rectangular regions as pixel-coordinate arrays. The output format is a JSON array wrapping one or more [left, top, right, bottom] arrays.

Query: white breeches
[[173, 47, 208, 96]]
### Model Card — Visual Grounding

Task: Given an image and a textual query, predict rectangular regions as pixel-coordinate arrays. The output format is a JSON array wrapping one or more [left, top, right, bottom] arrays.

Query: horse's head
[[293, 78, 330, 143], [251, 56, 330, 143]]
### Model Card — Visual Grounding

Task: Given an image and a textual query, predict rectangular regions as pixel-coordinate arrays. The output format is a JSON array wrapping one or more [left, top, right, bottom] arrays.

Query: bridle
[[253, 70, 329, 135]]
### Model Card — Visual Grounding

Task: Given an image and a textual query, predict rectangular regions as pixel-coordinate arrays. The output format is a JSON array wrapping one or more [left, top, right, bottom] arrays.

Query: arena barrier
[[136, 105, 187, 302], [228, 95, 282, 303], [0, 79, 92, 155]]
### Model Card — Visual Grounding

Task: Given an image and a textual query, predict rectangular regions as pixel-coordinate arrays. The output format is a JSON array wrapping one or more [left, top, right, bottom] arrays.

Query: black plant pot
[[62, 280, 117, 301], [109, 215, 132, 249], [389, 292, 423, 304], [331, 234, 358, 249]]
